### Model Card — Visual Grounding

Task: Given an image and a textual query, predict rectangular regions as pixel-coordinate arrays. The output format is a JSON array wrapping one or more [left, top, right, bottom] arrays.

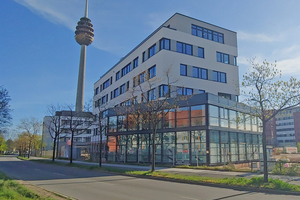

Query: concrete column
[[75, 45, 87, 112]]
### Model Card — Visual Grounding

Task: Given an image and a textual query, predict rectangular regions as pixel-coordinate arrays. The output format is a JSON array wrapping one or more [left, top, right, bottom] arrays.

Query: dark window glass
[[116, 71, 120, 81], [193, 67, 198, 78], [208, 30, 212, 40], [201, 69, 207, 79], [94, 87, 99, 95], [160, 38, 170, 50], [213, 32, 218, 41], [216, 52, 230, 64], [114, 88, 119, 98], [159, 85, 169, 97], [120, 84, 125, 94], [134, 57, 139, 68], [199, 90, 205, 94], [103, 79, 110, 90], [177, 42, 183, 53], [186, 88, 193, 95], [140, 72, 145, 83], [148, 65, 156, 79], [148, 89, 156, 101], [198, 47, 204, 58], [148, 44, 156, 58], [234, 56, 237, 66], [177, 42, 192, 55], [213, 71, 226, 83], [192, 24, 224, 44], [121, 63, 131, 76], [180, 64, 187, 76], [142, 52, 146, 62], [203, 28, 208, 39]]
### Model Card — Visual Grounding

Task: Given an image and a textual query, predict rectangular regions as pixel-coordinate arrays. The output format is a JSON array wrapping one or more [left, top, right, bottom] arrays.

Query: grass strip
[[174, 164, 253, 172], [0, 171, 53, 200], [29, 159, 300, 193], [17, 156, 30, 161], [127, 171, 300, 192]]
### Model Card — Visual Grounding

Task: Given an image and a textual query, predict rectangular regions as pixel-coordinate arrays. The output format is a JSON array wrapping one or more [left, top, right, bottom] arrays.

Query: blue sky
[[2, 0, 300, 136]]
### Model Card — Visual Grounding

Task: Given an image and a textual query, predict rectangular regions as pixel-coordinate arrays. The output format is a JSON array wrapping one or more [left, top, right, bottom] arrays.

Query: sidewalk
[[29, 156, 300, 186]]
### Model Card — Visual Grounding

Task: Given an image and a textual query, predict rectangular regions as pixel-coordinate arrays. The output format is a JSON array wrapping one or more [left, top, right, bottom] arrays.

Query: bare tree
[[17, 117, 42, 158], [44, 104, 64, 161], [0, 86, 12, 131], [61, 105, 94, 164], [117, 67, 184, 172], [94, 104, 109, 166], [242, 58, 300, 182]]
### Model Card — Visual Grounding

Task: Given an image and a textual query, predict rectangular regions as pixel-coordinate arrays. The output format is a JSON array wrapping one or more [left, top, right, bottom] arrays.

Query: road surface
[[0, 155, 298, 200]]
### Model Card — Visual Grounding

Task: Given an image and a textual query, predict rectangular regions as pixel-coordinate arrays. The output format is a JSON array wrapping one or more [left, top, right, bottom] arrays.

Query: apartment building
[[92, 13, 262, 165], [266, 106, 300, 147]]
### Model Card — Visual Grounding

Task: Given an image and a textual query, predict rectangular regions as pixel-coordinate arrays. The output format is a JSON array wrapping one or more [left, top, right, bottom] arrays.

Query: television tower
[[75, 0, 94, 111]]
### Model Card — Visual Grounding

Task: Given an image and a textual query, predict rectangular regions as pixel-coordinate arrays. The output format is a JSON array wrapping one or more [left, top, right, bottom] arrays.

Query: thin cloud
[[238, 31, 281, 43]]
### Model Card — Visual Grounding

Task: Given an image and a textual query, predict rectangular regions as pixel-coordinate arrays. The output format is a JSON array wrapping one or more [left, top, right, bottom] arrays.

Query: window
[[116, 71, 120, 81], [103, 79, 110, 90], [192, 67, 207, 79], [198, 47, 204, 58], [199, 90, 205, 94], [218, 92, 231, 100], [148, 88, 156, 101], [177, 87, 193, 95], [134, 57, 139, 69], [139, 72, 145, 84], [102, 94, 108, 104], [159, 85, 170, 97], [213, 71, 226, 83], [160, 38, 170, 50], [120, 84, 126, 95], [234, 56, 237, 66], [180, 64, 187, 76], [216, 52, 229, 64], [148, 65, 156, 79], [114, 88, 119, 98], [121, 63, 131, 76], [94, 87, 99, 96], [142, 51, 146, 62], [192, 24, 224, 44], [177, 42, 192, 55], [148, 44, 156, 58]]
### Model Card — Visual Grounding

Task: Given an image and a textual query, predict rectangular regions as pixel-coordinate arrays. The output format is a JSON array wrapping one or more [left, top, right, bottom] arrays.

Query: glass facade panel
[[127, 134, 137, 162], [209, 105, 219, 126], [139, 134, 150, 163], [109, 116, 117, 132], [230, 132, 238, 162], [238, 133, 246, 161], [191, 105, 205, 126], [210, 130, 220, 164]]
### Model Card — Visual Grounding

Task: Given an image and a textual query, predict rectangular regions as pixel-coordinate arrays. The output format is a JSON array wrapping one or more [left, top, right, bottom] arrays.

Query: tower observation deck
[[75, 0, 94, 112]]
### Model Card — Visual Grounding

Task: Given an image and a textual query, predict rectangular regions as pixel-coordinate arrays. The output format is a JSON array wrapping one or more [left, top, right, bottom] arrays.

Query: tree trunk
[[70, 131, 74, 164], [151, 129, 156, 172], [52, 137, 56, 162], [99, 133, 102, 167], [28, 142, 31, 159], [262, 123, 268, 182], [56, 137, 60, 158]]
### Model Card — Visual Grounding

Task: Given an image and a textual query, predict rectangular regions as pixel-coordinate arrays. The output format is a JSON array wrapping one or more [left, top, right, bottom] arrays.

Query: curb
[[96, 169, 300, 196]]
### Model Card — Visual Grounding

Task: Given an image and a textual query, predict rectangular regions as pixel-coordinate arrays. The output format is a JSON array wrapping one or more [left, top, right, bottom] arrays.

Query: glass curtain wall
[[191, 105, 206, 126], [230, 132, 238, 162], [116, 135, 127, 162], [210, 130, 220, 164], [238, 133, 246, 161], [127, 134, 138, 162], [150, 133, 162, 162], [139, 133, 150, 163], [162, 132, 176, 163], [220, 132, 229, 163], [191, 130, 206, 164], [176, 131, 190, 164]]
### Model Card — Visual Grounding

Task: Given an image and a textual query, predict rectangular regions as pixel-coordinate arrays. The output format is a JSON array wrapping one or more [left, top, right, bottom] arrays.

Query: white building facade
[[92, 13, 261, 166]]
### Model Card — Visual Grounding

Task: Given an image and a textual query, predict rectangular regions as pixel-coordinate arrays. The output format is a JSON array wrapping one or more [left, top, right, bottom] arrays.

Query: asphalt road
[[0, 155, 299, 200]]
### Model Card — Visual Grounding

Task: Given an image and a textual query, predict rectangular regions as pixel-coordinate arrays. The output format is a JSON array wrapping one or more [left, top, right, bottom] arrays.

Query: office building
[[92, 13, 262, 165]]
